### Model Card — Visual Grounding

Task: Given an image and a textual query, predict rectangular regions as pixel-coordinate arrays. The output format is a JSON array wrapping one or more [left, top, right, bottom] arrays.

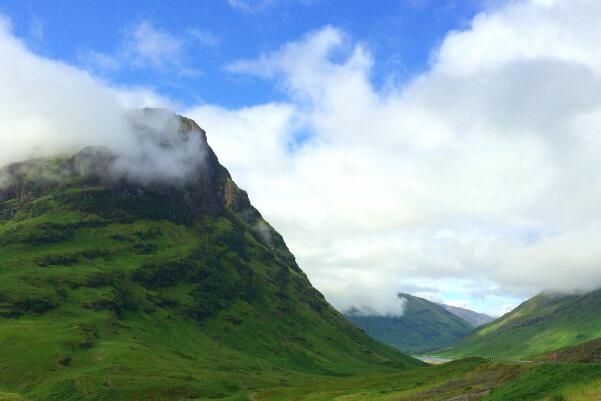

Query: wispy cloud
[[80, 49, 121, 72], [123, 21, 186, 70], [188, 28, 220, 47], [29, 15, 44, 43], [226, 0, 319, 14], [227, 0, 279, 14], [81, 21, 209, 77]]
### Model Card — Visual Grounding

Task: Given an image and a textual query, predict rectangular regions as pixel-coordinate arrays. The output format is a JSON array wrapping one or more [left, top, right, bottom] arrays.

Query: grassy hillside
[[532, 337, 601, 363], [203, 358, 601, 401], [439, 290, 601, 360], [0, 113, 419, 401], [345, 293, 474, 354]]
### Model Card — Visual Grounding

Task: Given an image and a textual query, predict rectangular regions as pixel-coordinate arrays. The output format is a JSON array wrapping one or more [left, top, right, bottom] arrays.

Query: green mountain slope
[[440, 289, 601, 360], [345, 293, 474, 354], [533, 337, 601, 363], [0, 111, 419, 401]]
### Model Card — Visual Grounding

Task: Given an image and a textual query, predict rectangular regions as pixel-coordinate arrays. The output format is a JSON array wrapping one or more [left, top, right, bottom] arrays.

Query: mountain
[[345, 293, 474, 354], [0, 110, 420, 401], [1, 110, 601, 401], [438, 303, 495, 327], [440, 289, 601, 360]]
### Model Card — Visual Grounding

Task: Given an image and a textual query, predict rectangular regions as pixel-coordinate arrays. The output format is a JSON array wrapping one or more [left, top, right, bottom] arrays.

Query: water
[[414, 355, 453, 364]]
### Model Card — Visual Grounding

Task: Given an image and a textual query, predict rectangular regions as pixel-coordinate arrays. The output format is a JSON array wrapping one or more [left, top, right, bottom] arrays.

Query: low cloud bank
[[0, 17, 204, 185], [346, 295, 408, 318]]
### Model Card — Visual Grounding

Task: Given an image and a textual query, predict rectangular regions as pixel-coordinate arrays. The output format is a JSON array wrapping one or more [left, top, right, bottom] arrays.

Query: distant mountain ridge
[[438, 303, 494, 327], [440, 289, 601, 360], [345, 293, 474, 354]]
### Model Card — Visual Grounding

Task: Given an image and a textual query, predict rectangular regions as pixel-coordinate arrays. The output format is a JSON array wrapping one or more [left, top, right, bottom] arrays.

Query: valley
[[1, 113, 601, 401], [3, 0, 601, 399], [345, 293, 476, 354]]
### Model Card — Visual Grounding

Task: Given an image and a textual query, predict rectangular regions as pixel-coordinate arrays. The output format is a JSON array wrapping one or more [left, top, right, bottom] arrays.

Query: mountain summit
[[0, 110, 418, 401]]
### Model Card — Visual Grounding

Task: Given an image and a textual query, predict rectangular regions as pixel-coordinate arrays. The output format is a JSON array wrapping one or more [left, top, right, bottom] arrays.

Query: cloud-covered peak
[[0, 19, 207, 186]]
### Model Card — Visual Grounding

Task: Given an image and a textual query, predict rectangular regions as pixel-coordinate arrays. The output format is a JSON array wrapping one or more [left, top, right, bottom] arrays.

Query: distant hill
[[438, 303, 495, 327], [0, 111, 419, 401], [440, 289, 601, 360], [345, 293, 474, 354]]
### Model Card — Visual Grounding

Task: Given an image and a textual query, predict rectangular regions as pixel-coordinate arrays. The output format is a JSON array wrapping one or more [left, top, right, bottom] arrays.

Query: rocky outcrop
[[0, 109, 299, 265]]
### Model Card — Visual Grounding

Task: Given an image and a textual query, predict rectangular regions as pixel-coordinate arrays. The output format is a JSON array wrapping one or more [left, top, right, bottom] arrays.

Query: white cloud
[[227, 0, 278, 14], [226, 0, 322, 14], [187, 0, 601, 316], [80, 49, 121, 72], [29, 15, 44, 43], [123, 21, 186, 70], [82, 21, 203, 77], [0, 15, 205, 185], [188, 29, 220, 47], [0, 15, 130, 165]]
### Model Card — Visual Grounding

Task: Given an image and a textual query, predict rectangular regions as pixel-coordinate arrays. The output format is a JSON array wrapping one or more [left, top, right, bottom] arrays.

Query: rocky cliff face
[[1, 111, 235, 215], [0, 109, 297, 268]]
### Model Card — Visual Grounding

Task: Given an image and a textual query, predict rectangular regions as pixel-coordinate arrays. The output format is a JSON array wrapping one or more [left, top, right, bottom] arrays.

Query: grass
[[3, 150, 601, 401], [484, 363, 601, 401], [180, 360, 601, 401], [439, 291, 601, 360], [557, 378, 601, 400], [0, 163, 418, 401]]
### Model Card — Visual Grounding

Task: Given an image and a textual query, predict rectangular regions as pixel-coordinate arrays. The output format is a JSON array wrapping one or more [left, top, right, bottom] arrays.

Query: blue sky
[[4, 0, 601, 317], [1, 0, 483, 107]]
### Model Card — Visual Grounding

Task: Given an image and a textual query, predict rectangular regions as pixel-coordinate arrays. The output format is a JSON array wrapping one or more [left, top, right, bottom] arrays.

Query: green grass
[[182, 360, 601, 401], [247, 358, 510, 401], [4, 196, 601, 401], [484, 363, 601, 401], [439, 291, 601, 360], [531, 337, 601, 363], [557, 378, 601, 400], [0, 156, 418, 401]]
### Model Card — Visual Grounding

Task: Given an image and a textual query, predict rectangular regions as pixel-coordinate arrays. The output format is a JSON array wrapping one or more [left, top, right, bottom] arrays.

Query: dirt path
[[443, 390, 490, 401]]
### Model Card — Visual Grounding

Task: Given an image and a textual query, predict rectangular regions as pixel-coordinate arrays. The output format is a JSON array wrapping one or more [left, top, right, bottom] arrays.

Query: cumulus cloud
[[0, 16, 205, 184], [187, 0, 601, 316]]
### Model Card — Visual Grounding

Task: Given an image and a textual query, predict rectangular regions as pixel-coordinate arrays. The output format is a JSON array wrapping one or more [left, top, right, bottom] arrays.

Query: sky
[[3, 0, 601, 317]]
